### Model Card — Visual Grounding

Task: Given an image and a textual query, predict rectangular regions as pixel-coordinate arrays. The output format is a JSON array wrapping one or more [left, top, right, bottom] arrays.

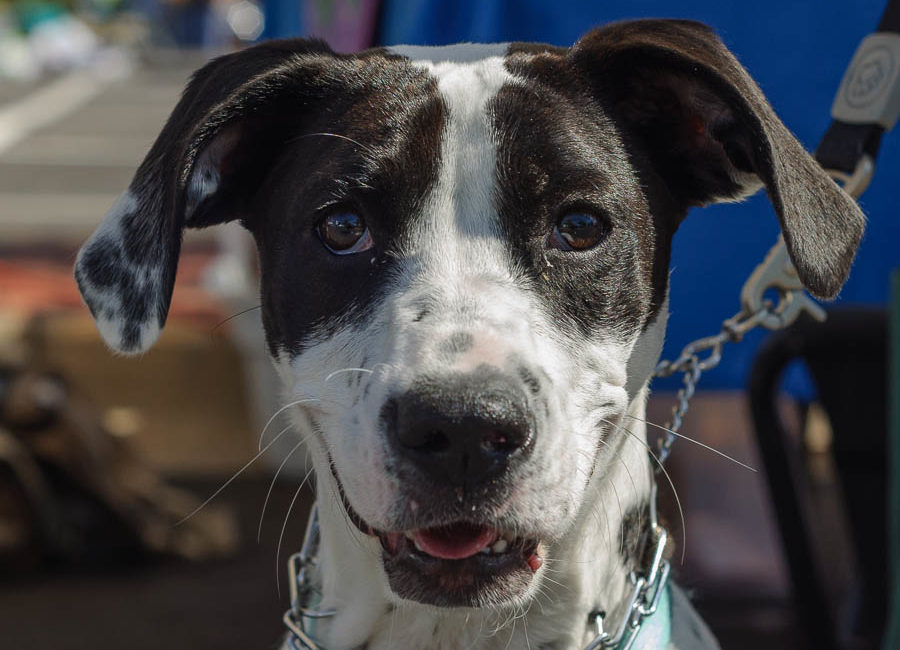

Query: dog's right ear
[[570, 20, 866, 300], [74, 40, 336, 355]]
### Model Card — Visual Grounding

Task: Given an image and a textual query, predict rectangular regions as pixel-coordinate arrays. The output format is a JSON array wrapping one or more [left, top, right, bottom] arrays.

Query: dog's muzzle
[[328, 367, 546, 606]]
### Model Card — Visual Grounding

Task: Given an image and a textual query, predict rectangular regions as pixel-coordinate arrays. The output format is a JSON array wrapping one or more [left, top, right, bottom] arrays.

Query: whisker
[[624, 414, 757, 472], [539, 573, 571, 593], [210, 304, 261, 335], [607, 471, 624, 555], [523, 613, 532, 650], [257, 430, 309, 542], [595, 438, 635, 555], [575, 448, 611, 549], [602, 417, 687, 564], [258, 398, 321, 450], [326, 476, 369, 553], [324, 367, 374, 385], [276, 466, 315, 596], [289, 132, 378, 158], [598, 435, 645, 556], [177, 424, 294, 526], [502, 617, 517, 650]]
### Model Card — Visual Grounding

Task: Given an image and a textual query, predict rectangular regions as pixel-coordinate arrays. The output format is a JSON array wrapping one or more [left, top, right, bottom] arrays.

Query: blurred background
[[0, 1, 897, 649]]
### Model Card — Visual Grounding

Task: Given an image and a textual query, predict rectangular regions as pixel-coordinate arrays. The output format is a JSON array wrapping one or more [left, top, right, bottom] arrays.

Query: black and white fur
[[75, 21, 864, 650]]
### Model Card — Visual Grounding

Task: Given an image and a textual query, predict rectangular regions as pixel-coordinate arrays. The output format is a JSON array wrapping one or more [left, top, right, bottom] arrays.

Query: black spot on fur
[[119, 322, 141, 351], [438, 332, 473, 359], [619, 502, 650, 570], [79, 238, 122, 289], [516, 365, 542, 396]]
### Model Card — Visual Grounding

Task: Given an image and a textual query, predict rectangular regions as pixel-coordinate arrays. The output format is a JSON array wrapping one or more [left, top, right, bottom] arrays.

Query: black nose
[[384, 370, 534, 488]]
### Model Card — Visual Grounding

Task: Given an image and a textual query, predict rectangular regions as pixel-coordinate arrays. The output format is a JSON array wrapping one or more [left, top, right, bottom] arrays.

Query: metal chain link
[[650, 157, 868, 473], [650, 304, 774, 470], [585, 298, 781, 647]]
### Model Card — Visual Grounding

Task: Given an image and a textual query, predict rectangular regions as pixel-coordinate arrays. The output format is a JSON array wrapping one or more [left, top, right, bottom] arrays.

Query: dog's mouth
[[330, 461, 544, 607], [377, 523, 540, 563]]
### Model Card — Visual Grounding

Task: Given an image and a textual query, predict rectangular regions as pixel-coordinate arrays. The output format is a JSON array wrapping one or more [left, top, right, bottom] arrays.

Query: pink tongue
[[413, 524, 498, 560]]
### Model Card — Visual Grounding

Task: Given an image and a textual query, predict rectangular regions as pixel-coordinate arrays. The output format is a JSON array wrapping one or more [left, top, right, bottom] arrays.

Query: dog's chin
[[330, 465, 545, 607]]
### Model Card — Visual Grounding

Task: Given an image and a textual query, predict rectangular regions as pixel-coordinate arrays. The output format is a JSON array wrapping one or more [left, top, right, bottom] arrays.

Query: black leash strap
[[816, 0, 900, 174]]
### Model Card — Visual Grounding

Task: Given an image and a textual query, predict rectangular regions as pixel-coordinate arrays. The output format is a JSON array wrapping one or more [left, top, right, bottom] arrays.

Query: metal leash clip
[[825, 154, 875, 199], [739, 236, 826, 332], [740, 148, 872, 335], [284, 505, 336, 650], [653, 232, 828, 468]]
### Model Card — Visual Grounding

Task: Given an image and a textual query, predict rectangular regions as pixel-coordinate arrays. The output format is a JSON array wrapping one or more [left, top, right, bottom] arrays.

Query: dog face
[[75, 21, 864, 610]]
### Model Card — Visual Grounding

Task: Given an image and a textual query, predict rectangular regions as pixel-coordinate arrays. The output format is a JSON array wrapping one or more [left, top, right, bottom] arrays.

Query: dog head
[[75, 21, 863, 610]]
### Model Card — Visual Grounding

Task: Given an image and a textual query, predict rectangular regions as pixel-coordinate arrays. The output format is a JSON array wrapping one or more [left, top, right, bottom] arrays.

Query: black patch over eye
[[316, 211, 373, 254], [551, 211, 609, 251]]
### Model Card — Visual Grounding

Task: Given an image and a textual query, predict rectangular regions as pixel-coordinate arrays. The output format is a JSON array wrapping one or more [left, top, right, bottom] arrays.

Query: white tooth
[[413, 538, 424, 552], [480, 547, 491, 554], [492, 539, 508, 554], [405, 532, 415, 541]]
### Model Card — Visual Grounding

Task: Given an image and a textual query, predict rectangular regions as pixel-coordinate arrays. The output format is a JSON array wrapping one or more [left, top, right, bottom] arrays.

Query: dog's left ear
[[74, 40, 336, 354], [570, 19, 865, 299]]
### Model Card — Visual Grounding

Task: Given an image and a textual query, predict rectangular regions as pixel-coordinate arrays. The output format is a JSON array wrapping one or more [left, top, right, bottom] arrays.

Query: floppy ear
[[569, 19, 865, 299], [74, 39, 334, 354]]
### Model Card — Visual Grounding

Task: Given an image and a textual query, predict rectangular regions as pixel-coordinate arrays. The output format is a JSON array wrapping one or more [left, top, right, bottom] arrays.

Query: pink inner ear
[[688, 114, 706, 136], [197, 125, 244, 178], [185, 125, 244, 221]]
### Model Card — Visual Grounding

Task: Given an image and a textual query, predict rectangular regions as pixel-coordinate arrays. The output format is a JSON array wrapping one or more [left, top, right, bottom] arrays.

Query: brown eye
[[317, 211, 373, 254], [552, 212, 608, 251]]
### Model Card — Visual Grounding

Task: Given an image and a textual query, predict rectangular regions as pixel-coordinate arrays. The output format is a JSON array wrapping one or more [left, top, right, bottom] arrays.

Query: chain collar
[[283, 505, 335, 650], [283, 499, 671, 650]]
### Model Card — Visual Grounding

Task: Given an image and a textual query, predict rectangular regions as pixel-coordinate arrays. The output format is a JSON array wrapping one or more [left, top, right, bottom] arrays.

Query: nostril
[[481, 429, 523, 455], [412, 428, 452, 454]]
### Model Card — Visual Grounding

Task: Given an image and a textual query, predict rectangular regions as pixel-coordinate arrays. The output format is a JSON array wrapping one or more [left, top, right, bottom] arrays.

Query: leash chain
[[284, 506, 336, 650], [652, 157, 870, 473], [651, 304, 773, 470], [610, 163, 867, 645]]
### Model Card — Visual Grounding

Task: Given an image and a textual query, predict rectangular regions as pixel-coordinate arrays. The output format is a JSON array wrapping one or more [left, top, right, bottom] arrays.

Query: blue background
[[269, 0, 900, 390]]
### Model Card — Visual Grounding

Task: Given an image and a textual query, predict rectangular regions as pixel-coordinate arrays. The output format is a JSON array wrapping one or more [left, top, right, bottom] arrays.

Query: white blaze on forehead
[[391, 48, 517, 285], [385, 46, 541, 382]]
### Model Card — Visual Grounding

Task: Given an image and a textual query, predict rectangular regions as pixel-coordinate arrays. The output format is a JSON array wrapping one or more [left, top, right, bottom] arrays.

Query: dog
[[73, 19, 864, 650]]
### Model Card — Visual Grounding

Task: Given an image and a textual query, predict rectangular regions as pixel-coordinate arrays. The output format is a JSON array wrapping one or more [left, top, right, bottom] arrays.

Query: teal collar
[[620, 583, 671, 650]]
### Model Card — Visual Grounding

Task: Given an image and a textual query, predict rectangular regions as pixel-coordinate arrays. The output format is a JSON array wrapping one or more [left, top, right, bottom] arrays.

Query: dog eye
[[551, 212, 609, 251], [317, 211, 373, 254]]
